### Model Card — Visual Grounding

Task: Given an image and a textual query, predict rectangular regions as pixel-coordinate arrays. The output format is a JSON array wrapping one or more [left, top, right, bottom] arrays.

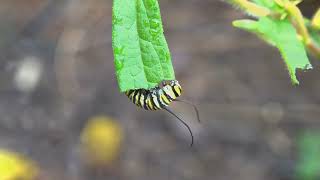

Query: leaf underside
[[112, 0, 175, 92]]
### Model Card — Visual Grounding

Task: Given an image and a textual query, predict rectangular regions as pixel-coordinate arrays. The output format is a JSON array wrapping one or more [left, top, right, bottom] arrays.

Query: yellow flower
[[0, 149, 38, 180], [80, 115, 123, 167]]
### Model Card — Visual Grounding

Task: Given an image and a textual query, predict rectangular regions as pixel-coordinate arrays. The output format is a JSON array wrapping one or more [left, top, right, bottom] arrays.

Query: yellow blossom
[[80, 115, 123, 167]]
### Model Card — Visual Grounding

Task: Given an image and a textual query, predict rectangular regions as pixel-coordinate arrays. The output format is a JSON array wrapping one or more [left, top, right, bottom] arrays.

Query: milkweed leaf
[[233, 19, 259, 31], [234, 17, 312, 84], [112, 0, 175, 92], [256, 17, 312, 84]]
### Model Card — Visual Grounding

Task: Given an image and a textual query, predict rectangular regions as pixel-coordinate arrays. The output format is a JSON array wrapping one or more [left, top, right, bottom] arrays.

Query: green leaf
[[257, 17, 312, 84], [296, 131, 320, 180], [235, 17, 312, 84], [309, 28, 320, 47], [233, 19, 259, 31], [305, 18, 320, 48], [112, 0, 175, 92], [233, 19, 277, 46]]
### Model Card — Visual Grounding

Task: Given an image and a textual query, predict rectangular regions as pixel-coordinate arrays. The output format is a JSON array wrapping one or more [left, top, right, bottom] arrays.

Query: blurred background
[[0, 0, 320, 179]]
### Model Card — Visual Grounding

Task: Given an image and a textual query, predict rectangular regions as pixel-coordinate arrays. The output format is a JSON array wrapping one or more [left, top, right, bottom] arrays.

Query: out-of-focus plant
[[225, 0, 320, 84], [80, 115, 123, 168], [0, 149, 39, 180], [295, 131, 320, 180]]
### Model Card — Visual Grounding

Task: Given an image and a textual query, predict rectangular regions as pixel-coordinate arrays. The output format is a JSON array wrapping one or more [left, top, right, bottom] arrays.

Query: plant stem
[[226, 0, 271, 17], [311, 8, 320, 30], [283, 2, 320, 58]]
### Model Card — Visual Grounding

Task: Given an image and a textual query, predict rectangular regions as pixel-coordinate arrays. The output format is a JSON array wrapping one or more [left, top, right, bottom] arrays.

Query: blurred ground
[[0, 0, 319, 179]]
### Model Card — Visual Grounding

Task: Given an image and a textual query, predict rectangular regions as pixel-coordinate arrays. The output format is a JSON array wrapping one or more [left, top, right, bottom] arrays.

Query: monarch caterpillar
[[125, 80, 200, 146]]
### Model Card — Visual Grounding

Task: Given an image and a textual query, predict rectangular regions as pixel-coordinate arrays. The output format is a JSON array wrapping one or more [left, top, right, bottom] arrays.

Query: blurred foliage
[[112, 0, 175, 92], [234, 17, 311, 84], [295, 131, 320, 180], [0, 149, 38, 180], [226, 0, 320, 84], [80, 116, 123, 168], [311, 8, 320, 30]]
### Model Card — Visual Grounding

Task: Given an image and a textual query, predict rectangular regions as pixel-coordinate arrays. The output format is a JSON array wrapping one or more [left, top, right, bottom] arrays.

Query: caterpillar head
[[161, 80, 182, 98]]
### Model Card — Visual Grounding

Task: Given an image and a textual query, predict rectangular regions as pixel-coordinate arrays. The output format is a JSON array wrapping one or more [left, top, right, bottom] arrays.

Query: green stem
[[311, 8, 320, 30], [227, 0, 271, 17]]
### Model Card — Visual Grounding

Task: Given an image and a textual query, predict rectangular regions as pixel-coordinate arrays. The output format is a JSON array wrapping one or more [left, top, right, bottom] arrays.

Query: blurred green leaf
[[235, 17, 312, 84], [257, 17, 312, 84], [233, 19, 277, 45], [233, 19, 259, 31], [112, 0, 175, 92], [296, 131, 320, 180], [309, 29, 320, 47]]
